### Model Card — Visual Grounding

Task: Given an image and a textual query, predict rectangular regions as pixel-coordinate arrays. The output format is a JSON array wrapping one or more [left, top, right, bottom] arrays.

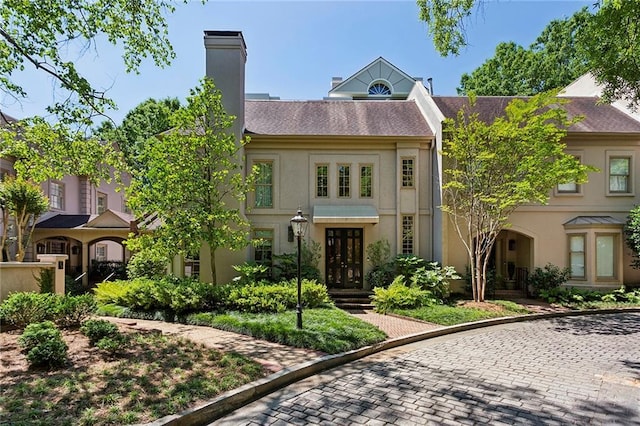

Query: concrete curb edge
[[145, 307, 640, 426]]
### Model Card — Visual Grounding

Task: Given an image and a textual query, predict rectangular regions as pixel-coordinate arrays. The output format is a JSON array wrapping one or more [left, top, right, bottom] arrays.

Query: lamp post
[[290, 209, 308, 329]]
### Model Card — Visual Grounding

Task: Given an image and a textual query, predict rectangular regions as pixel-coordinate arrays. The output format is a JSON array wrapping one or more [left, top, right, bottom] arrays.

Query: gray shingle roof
[[432, 96, 640, 133], [563, 216, 625, 226], [245, 100, 433, 137]]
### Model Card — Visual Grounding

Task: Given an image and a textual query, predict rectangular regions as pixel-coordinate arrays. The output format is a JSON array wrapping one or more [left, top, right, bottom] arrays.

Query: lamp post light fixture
[[290, 209, 308, 329]]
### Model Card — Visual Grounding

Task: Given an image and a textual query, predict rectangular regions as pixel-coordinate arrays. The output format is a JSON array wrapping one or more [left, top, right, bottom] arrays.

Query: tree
[[126, 78, 254, 285], [578, 1, 640, 108], [0, 0, 179, 126], [458, 42, 536, 95], [0, 177, 49, 261], [0, 117, 117, 184], [94, 98, 181, 169], [418, 1, 640, 107], [458, 9, 590, 96], [624, 205, 640, 269], [441, 92, 592, 302]]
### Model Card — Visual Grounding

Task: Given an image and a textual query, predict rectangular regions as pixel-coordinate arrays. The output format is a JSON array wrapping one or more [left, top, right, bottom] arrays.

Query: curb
[[145, 307, 640, 426]]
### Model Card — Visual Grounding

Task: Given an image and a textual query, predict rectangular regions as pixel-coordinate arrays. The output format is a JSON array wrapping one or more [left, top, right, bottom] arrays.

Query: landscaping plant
[[18, 321, 68, 368]]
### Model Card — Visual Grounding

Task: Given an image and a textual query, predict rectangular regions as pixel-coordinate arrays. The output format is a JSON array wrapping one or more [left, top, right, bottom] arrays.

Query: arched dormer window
[[368, 81, 392, 96]]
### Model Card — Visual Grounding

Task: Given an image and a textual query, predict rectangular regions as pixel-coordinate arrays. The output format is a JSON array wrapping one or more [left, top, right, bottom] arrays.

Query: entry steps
[[328, 289, 374, 310]]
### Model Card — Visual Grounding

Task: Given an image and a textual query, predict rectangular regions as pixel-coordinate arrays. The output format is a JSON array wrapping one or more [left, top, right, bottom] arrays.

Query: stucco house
[[0, 115, 133, 287], [4, 30, 640, 295], [200, 30, 640, 292]]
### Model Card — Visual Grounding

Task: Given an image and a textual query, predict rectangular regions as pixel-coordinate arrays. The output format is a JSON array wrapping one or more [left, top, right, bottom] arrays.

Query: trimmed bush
[[0, 292, 56, 328], [226, 279, 330, 313], [54, 294, 97, 328], [371, 276, 435, 314], [80, 319, 120, 345], [18, 321, 68, 368], [528, 263, 570, 296]]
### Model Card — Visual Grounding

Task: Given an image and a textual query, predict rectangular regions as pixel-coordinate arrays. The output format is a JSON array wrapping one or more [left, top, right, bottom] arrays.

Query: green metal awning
[[312, 205, 379, 224]]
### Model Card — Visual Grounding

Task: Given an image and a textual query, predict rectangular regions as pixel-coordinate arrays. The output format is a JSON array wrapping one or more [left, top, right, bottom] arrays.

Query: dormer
[[327, 57, 421, 100]]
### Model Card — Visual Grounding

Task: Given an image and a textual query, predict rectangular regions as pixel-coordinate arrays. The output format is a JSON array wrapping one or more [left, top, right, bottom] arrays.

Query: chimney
[[331, 77, 343, 89], [427, 77, 434, 96], [203, 30, 247, 138]]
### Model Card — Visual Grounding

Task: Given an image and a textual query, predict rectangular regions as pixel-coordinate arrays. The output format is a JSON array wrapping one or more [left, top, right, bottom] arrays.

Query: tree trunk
[[209, 244, 217, 285]]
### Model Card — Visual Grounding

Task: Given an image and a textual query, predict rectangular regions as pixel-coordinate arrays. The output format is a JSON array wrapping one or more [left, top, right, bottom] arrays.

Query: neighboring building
[[0, 116, 133, 286], [202, 30, 640, 291]]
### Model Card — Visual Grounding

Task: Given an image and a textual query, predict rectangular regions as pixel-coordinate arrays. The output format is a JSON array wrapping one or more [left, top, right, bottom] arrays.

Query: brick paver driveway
[[215, 312, 640, 425]]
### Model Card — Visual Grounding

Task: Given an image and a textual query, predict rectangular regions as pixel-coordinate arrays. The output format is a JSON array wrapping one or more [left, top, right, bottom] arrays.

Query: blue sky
[[4, 0, 592, 124]]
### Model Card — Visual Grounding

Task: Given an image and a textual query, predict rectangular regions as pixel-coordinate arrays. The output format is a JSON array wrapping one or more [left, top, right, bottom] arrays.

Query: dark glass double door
[[326, 228, 363, 289]]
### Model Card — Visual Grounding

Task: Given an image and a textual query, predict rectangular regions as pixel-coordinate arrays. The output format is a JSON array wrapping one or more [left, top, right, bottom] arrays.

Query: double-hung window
[[568, 234, 585, 279], [50, 181, 64, 210], [609, 156, 631, 194], [254, 161, 273, 208]]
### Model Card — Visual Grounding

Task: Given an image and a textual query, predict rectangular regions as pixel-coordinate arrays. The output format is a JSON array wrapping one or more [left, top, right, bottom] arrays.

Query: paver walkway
[[213, 312, 640, 425]]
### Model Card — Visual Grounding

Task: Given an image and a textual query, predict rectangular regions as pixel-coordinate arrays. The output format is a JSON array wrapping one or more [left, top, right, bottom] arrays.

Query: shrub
[[528, 263, 570, 296], [410, 263, 459, 302], [121, 278, 173, 311], [232, 262, 270, 285], [225, 279, 330, 313], [365, 263, 395, 289], [394, 255, 427, 279], [65, 274, 87, 296], [18, 321, 68, 368], [54, 294, 97, 328], [95, 334, 130, 355], [371, 276, 435, 314], [93, 280, 136, 305], [272, 241, 323, 283], [126, 249, 167, 279], [36, 268, 54, 293], [0, 292, 56, 328], [366, 239, 391, 268], [80, 319, 120, 345]]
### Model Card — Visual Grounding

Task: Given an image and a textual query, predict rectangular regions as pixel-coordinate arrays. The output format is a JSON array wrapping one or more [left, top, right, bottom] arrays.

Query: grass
[[187, 307, 387, 354], [0, 331, 264, 425], [391, 300, 531, 326]]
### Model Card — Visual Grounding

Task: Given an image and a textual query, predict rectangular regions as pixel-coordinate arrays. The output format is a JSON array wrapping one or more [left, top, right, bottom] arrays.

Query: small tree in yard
[[441, 92, 593, 302], [0, 177, 49, 261], [126, 78, 254, 285]]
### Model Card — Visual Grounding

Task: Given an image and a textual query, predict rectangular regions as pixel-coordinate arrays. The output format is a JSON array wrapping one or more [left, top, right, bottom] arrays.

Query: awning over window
[[312, 205, 379, 224], [563, 216, 624, 227]]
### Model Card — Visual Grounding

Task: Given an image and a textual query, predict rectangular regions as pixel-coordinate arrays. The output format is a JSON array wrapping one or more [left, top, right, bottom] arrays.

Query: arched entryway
[[489, 230, 533, 294], [87, 237, 128, 284]]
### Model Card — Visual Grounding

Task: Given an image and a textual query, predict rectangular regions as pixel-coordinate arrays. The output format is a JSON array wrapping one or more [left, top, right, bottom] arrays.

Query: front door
[[326, 228, 363, 289]]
